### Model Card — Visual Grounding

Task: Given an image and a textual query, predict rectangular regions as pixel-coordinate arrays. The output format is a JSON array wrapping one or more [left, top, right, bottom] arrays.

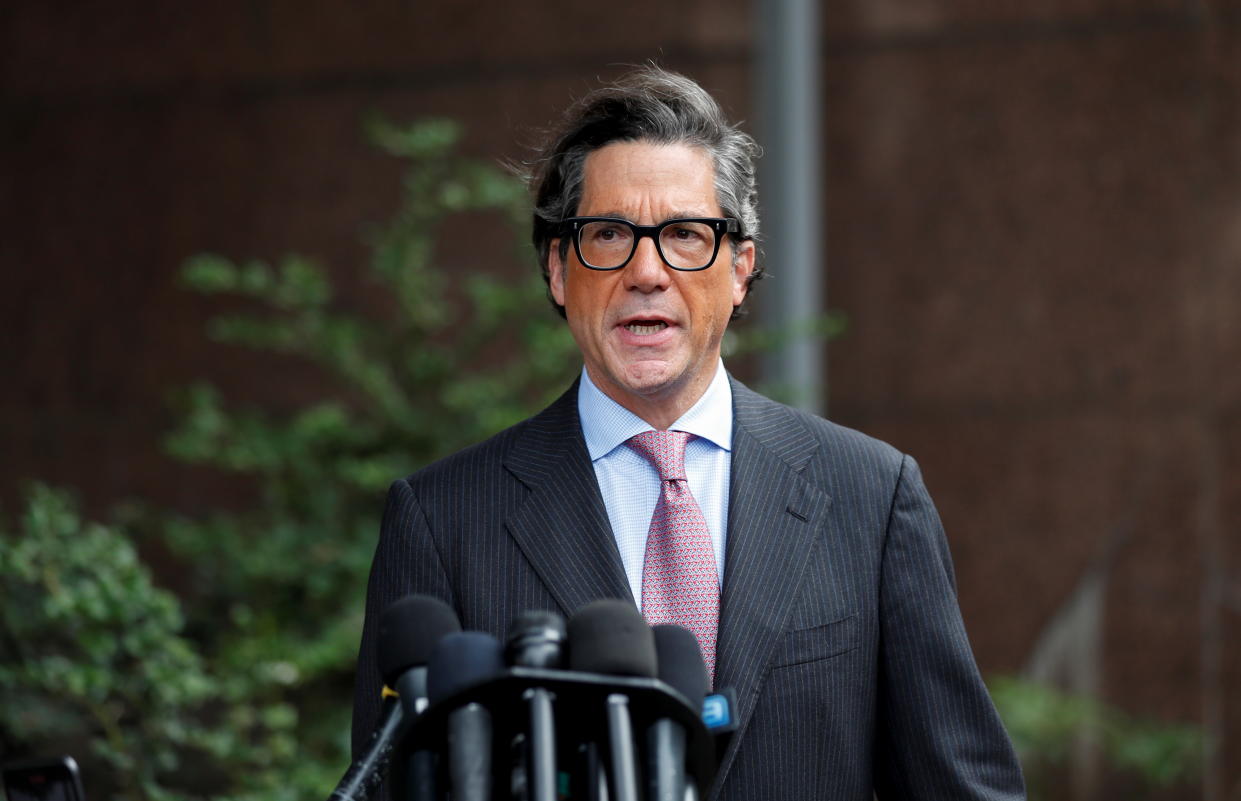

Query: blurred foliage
[[0, 486, 303, 801], [990, 675, 1203, 799], [0, 117, 576, 799]]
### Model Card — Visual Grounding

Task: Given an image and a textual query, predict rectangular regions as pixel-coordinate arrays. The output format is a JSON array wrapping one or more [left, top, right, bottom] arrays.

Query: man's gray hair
[[527, 66, 763, 319]]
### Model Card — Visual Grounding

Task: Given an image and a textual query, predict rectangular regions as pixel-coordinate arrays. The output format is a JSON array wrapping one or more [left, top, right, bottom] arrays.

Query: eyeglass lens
[[578, 220, 718, 270]]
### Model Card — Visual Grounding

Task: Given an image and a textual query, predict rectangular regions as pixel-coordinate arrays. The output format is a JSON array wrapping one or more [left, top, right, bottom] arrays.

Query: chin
[[618, 363, 685, 398], [621, 357, 675, 380]]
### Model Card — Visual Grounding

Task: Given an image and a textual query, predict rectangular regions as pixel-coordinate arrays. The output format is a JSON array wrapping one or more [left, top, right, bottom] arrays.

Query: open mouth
[[624, 321, 669, 335]]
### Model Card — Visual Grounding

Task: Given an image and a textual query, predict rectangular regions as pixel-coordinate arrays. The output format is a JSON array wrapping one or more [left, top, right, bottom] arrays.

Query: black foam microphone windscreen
[[427, 632, 506, 801], [651, 624, 709, 707], [566, 598, 657, 677], [378, 594, 462, 688]]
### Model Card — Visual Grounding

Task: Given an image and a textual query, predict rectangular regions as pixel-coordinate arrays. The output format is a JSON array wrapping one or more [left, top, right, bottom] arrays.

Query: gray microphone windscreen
[[426, 631, 506, 703]]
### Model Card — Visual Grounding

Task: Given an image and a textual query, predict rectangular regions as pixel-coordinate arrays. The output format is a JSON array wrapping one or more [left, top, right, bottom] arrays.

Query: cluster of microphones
[[331, 595, 737, 801]]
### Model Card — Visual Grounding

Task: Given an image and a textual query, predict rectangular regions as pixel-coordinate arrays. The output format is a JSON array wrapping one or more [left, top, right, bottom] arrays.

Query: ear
[[548, 240, 568, 308], [730, 239, 756, 307]]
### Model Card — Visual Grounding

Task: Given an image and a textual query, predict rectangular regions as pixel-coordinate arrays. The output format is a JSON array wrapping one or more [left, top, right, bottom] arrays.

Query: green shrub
[[0, 485, 291, 801]]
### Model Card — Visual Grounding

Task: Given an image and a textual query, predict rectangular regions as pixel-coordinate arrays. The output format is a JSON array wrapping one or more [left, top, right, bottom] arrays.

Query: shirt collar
[[578, 361, 733, 462]]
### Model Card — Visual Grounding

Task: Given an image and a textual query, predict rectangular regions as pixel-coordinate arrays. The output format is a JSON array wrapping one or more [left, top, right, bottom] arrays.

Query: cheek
[[562, 278, 588, 319], [702, 276, 740, 324], [562, 275, 616, 337]]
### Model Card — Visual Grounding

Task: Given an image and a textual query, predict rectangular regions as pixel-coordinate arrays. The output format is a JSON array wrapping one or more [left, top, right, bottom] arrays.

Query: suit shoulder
[[798, 407, 903, 464], [731, 379, 907, 476]]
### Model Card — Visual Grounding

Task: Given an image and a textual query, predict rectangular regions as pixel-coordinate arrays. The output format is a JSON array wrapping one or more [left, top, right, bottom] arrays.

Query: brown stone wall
[[3, 2, 1237, 797], [820, 3, 1240, 796]]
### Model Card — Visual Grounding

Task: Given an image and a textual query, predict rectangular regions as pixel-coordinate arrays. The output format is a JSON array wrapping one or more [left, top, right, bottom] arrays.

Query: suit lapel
[[503, 381, 634, 617], [713, 379, 834, 788]]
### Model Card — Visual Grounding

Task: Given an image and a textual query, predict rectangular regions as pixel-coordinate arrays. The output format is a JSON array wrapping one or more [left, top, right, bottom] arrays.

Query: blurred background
[[1, 1, 1237, 800]]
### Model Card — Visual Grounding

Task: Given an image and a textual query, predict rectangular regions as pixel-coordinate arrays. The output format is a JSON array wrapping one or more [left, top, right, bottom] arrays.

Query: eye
[[585, 222, 631, 244], [662, 221, 713, 246]]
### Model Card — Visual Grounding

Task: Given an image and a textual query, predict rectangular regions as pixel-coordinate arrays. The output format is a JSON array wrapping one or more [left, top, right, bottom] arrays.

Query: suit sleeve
[[873, 455, 1026, 800], [351, 478, 456, 760]]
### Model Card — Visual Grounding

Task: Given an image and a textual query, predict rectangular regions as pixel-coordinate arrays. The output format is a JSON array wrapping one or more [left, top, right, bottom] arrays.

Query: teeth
[[626, 322, 668, 335]]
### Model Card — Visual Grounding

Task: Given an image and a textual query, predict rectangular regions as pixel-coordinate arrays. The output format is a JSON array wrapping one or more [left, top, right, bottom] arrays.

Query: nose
[[622, 235, 671, 293]]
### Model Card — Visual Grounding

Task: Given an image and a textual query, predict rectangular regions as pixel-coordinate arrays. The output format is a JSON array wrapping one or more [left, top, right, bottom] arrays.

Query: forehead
[[577, 141, 720, 219]]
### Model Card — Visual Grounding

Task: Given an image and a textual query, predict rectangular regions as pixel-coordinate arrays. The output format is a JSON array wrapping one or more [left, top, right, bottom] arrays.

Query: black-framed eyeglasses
[[560, 216, 740, 271]]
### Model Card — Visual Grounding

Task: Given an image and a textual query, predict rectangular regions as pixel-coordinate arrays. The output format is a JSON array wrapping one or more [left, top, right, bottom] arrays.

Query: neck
[[585, 366, 717, 431]]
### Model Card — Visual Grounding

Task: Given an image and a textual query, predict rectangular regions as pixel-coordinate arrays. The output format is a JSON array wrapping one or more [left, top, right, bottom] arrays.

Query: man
[[353, 66, 1025, 800]]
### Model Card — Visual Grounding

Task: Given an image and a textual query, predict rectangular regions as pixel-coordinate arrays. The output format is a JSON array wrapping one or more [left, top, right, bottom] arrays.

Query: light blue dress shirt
[[577, 362, 732, 606]]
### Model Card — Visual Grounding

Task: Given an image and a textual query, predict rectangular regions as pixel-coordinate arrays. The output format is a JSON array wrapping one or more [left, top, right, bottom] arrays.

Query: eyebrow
[[585, 210, 718, 222]]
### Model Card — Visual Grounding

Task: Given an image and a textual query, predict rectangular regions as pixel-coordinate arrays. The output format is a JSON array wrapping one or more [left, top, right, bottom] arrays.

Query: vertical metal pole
[[605, 694, 639, 801], [754, 0, 825, 414]]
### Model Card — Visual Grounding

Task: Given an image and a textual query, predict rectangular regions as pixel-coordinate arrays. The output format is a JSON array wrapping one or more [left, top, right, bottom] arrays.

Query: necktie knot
[[626, 430, 692, 482]]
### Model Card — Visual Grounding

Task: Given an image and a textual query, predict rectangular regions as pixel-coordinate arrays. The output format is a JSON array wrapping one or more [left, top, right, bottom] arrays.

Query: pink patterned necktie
[[627, 430, 719, 683]]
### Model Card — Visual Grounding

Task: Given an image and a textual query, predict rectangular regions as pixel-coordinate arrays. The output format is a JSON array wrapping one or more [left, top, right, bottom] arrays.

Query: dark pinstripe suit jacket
[[353, 377, 1025, 800]]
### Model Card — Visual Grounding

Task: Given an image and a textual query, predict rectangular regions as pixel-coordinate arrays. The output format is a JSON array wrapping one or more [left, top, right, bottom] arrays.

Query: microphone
[[567, 599, 658, 678], [505, 609, 566, 669], [428, 631, 506, 801], [380, 595, 463, 714], [568, 599, 658, 801], [505, 611, 566, 801], [648, 625, 710, 801], [331, 595, 460, 801]]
